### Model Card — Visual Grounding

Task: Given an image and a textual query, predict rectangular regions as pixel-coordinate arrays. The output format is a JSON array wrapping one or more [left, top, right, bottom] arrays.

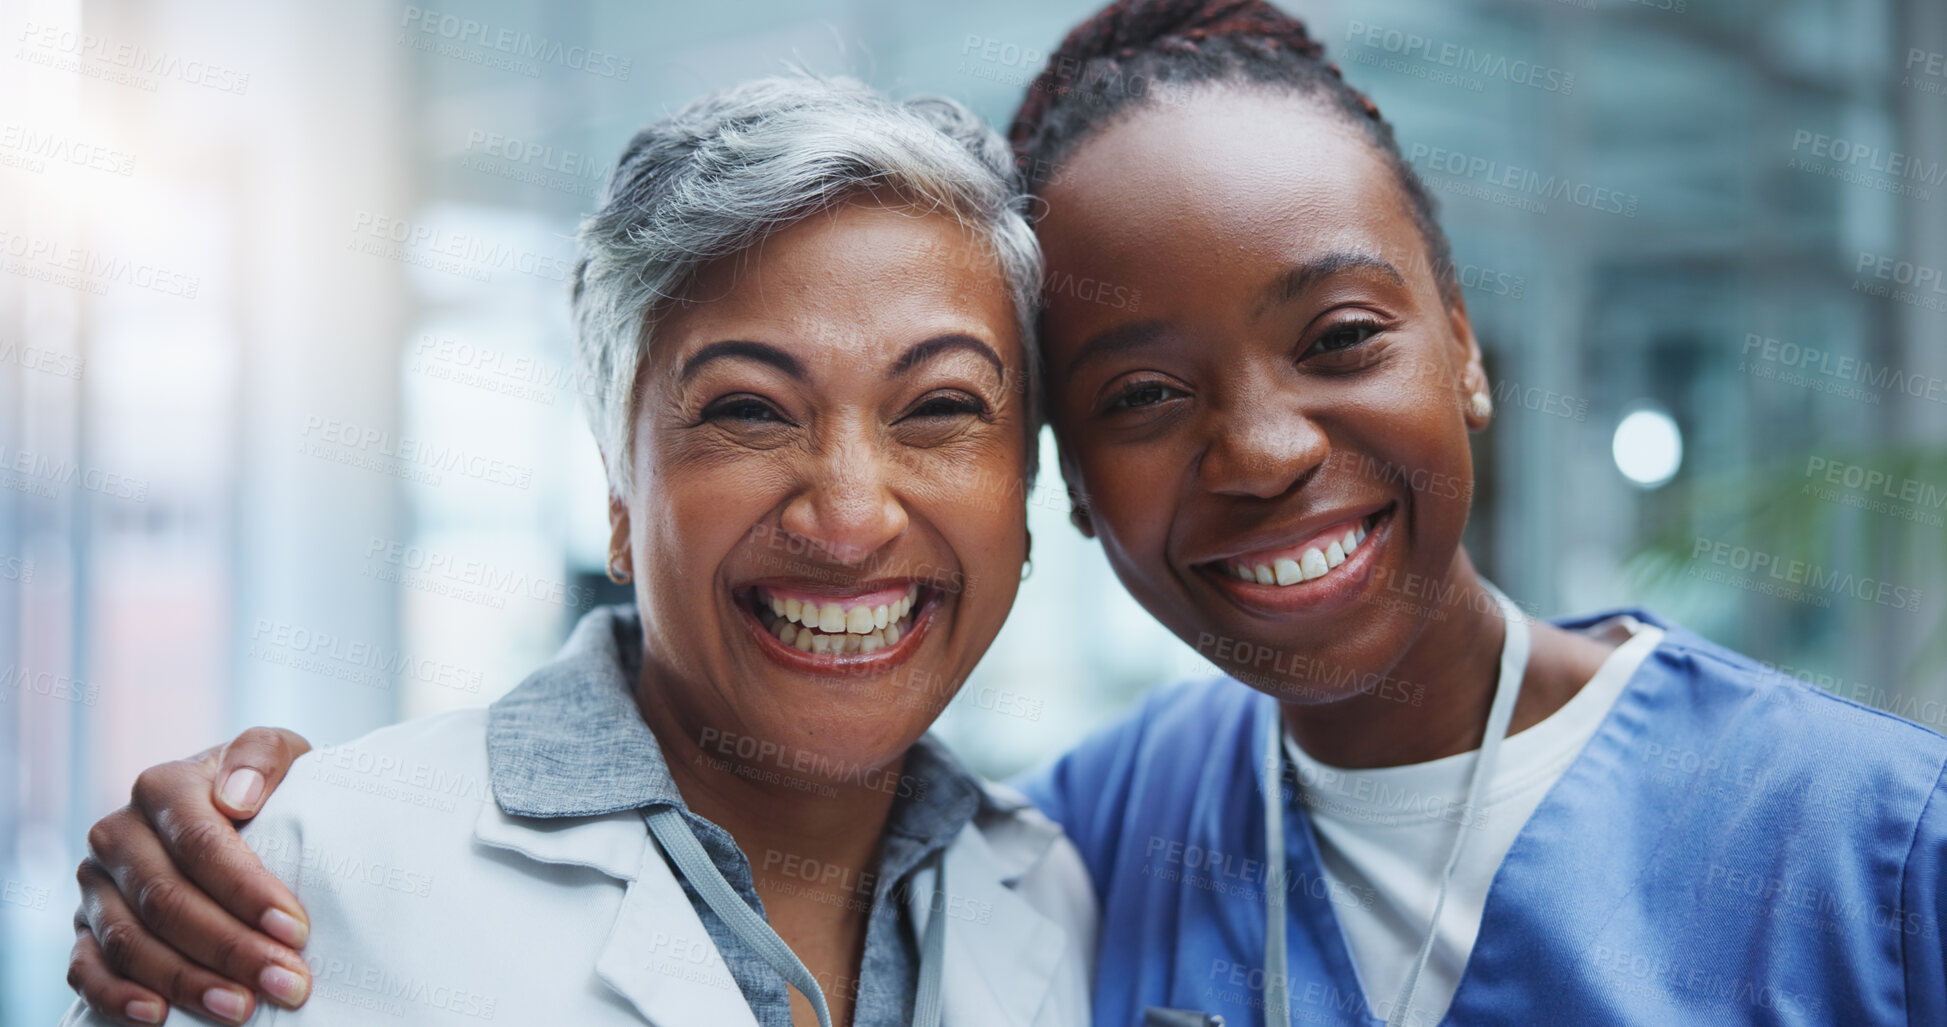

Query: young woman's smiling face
[[1036, 87, 1491, 702]]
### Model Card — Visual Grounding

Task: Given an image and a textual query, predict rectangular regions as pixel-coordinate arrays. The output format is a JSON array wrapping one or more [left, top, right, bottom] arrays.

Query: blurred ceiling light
[[1612, 406, 1683, 488]]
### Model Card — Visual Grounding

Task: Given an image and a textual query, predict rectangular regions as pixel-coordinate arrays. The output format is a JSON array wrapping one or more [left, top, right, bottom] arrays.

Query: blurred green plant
[[1625, 445, 1947, 683]]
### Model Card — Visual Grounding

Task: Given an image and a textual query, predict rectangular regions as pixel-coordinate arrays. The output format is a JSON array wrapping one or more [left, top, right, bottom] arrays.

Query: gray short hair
[[571, 74, 1043, 498]]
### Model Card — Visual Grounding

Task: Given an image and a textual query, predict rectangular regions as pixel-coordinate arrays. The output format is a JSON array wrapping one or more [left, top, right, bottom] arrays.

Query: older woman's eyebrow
[[887, 334, 1004, 380], [1251, 252, 1406, 319], [680, 340, 804, 381]]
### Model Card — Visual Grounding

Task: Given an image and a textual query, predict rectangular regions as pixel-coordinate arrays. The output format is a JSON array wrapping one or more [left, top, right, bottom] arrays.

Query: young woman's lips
[[1197, 507, 1393, 619], [734, 581, 937, 676]]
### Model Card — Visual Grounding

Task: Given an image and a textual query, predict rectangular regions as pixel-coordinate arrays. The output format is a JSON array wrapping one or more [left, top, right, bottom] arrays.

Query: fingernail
[[262, 906, 308, 948], [202, 986, 249, 1023], [219, 768, 265, 812], [124, 999, 165, 1024], [261, 964, 310, 1006]]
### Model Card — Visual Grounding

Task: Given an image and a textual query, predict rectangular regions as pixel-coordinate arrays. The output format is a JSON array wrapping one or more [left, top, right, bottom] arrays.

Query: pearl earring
[[1469, 391, 1493, 419]]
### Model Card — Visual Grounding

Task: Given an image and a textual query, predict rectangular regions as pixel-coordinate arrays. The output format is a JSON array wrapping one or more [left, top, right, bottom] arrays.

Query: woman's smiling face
[[619, 197, 1031, 772], [1036, 88, 1490, 701]]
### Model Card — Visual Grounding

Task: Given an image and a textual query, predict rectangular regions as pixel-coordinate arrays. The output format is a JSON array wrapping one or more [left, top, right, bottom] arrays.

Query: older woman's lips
[[744, 582, 926, 661]]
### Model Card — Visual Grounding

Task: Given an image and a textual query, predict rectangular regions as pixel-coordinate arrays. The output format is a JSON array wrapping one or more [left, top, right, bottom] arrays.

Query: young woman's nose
[[1197, 390, 1330, 500], [778, 438, 911, 566]]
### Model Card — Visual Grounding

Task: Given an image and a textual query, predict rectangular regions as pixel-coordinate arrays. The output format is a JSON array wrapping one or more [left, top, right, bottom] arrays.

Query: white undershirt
[[1282, 616, 1663, 1026]]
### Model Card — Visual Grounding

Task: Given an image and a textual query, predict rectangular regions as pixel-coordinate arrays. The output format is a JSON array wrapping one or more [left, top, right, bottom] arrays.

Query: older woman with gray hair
[[60, 73, 1092, 1027]]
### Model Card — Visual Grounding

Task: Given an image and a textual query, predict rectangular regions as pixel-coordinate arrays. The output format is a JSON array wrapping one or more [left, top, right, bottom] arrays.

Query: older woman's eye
[[905, 392, 989, 420], [704, 396, 790, 424]]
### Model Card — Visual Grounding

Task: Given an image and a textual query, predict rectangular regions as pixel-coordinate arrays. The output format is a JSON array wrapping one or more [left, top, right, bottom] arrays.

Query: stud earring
[[1469, 391, 1493, 419]]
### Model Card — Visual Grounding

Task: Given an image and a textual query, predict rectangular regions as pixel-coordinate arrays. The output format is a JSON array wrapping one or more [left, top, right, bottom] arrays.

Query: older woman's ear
[[607, 496, 634, 584]]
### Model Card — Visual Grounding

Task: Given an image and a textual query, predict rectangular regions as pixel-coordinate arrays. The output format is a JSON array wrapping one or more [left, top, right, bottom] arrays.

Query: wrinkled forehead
[[650, 201, 1023, 371]]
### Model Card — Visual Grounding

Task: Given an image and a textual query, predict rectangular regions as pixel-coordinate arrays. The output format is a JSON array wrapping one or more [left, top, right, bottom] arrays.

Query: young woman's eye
[[906, 392, 989, 419], [704, 396, 788, 424], [1109, 381, 1187, 411], [1307, 320, 1385, 357]]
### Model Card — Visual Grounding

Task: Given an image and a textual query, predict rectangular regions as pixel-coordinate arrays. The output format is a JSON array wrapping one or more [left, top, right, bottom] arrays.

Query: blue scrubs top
[[1014, 609, 1947, 1025]]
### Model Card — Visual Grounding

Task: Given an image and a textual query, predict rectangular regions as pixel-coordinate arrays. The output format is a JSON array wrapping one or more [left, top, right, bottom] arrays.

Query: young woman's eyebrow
[[680, 340, 805, 381], [887, 333, 1005, 381], [1251, 252, 1406, 319], [1064, 319, 1167, 379]]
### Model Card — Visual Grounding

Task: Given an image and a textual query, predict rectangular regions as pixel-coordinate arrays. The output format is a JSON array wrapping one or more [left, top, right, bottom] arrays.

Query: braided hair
[[1007, 0, 1459, 307]]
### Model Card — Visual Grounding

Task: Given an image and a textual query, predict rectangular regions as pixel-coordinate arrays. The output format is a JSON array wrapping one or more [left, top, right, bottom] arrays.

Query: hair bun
[[1057, 0, 1322, 68]]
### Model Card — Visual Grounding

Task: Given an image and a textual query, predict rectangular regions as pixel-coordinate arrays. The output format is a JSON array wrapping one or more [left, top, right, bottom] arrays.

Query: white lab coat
[[59, 708, 1098, 1026]]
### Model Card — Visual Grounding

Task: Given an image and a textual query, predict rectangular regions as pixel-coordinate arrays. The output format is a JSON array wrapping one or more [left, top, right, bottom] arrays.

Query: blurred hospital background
[[3, 0, 1944, 1018]]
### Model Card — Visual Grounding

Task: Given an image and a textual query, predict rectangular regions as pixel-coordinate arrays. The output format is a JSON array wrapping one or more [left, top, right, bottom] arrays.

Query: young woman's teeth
[[1230, 523, 1368, 587], [759, 585, 920, 655]]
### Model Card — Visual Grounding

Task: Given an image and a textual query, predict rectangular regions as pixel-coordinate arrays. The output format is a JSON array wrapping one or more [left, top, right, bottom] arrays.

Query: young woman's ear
[[606, 495, 633, 584], [1445, 293, 1494, 431], [1056, 446, 1096, 538], [1068, 495, 1095, 538]]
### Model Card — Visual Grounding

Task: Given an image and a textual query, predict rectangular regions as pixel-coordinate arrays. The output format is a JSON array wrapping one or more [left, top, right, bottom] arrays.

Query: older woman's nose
[[778, 445, 912, 566]]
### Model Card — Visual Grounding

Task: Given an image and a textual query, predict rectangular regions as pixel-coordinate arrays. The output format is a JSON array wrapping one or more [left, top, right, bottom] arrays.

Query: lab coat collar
[[485, 604, 686, 819], [906, 802, 1073, 1025]]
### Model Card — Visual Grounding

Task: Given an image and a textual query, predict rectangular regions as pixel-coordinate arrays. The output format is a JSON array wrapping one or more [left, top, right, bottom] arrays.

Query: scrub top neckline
[[1282, 616, 1663, 827], [1261, 612, 1677, 1027]]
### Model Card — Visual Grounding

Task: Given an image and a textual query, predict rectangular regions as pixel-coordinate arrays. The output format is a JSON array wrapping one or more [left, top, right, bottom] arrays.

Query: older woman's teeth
[[758, 584, 921, 656]]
